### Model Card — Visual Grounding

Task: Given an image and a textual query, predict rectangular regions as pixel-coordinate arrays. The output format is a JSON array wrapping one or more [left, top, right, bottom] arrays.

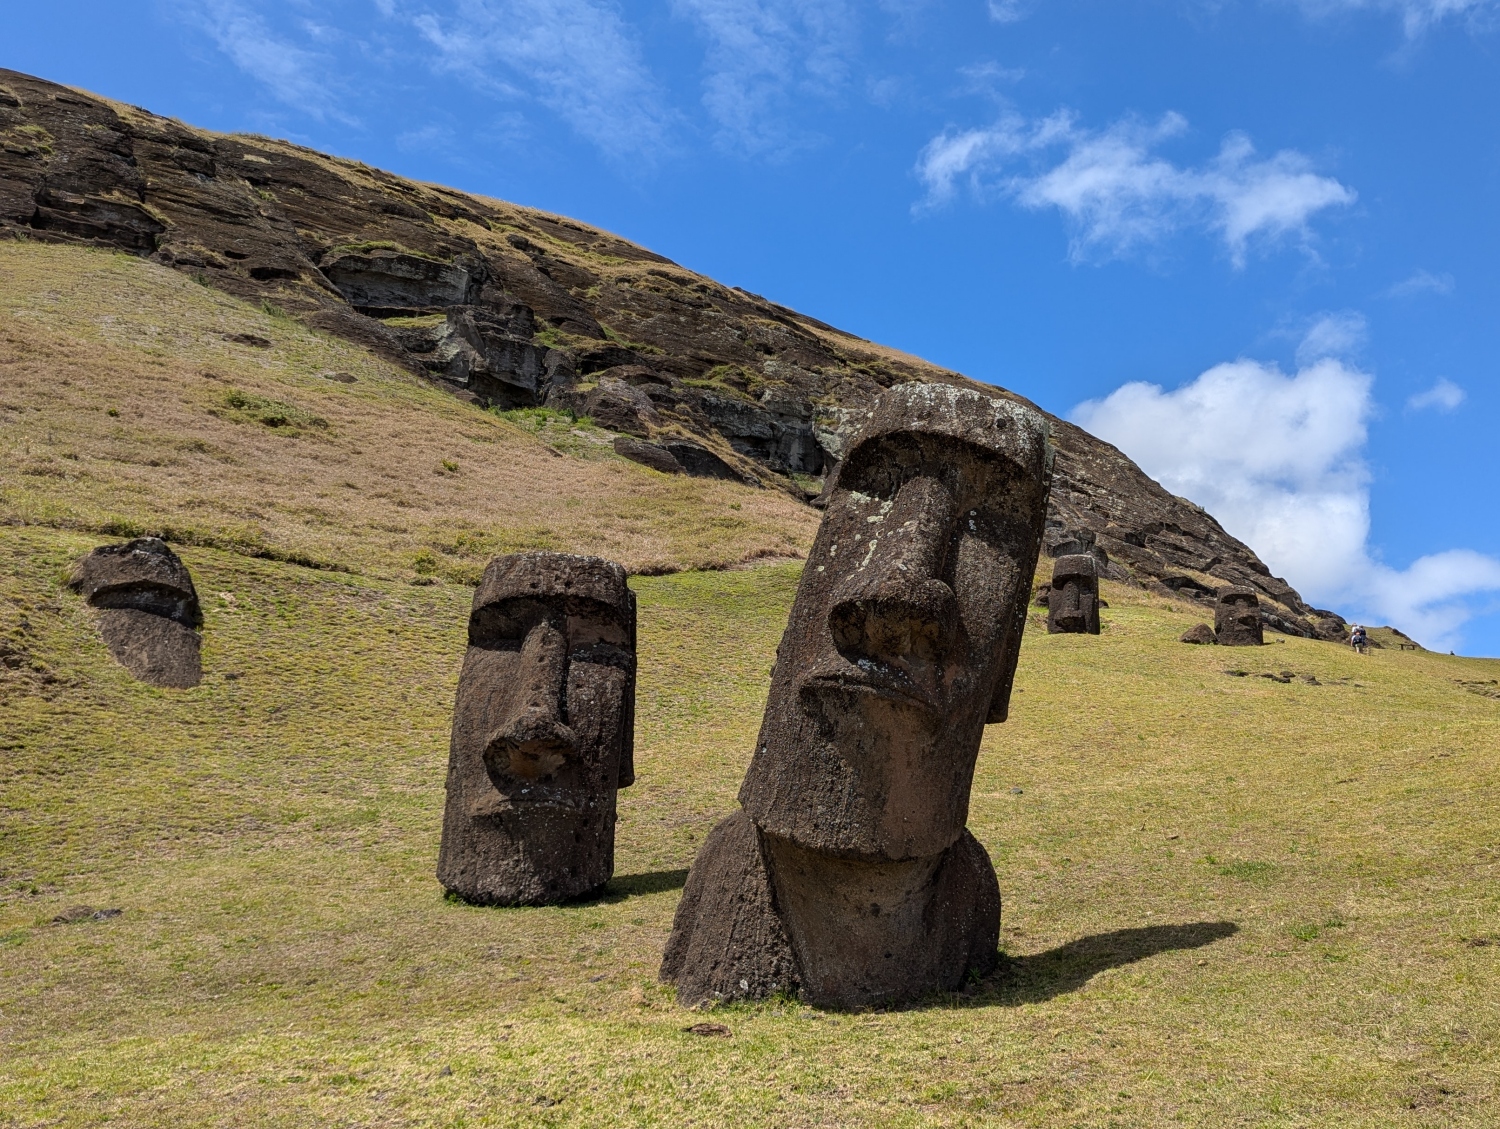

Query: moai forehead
[[69, 538, 201, 626], [843, 382, 1053, 485], [1217, 586, 1259, 609], [469, 553, 635, 647], [1052, 554, 1097, 584]]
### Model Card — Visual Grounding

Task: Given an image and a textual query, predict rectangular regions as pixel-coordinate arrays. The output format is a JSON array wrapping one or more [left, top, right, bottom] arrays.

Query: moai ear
[[986, 662, 1016, 724]]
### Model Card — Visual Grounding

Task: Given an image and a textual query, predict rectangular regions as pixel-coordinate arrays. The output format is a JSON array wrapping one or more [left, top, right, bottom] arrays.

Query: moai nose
[[828, 475, 959, 667], [484, 620, 578, 781]]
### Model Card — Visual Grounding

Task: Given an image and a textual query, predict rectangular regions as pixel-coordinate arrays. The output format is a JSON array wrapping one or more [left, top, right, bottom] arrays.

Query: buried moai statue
[[1046, 554, 1100, 635], [660, 383, 1052, 1009], [1215, 586, 1264, 647], [68, 538, 203, 688], [438, 553, 637, 906]]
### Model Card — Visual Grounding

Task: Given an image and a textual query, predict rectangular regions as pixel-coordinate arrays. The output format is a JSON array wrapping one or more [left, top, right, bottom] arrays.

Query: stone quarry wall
[[0, 68, 1343, 638]]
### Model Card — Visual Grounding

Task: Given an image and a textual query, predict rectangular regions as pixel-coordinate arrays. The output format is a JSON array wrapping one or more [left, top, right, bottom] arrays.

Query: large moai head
[[739, 384, 1053, 861], [68, 538, 203, 688], [1047, 553, 1100, 635], [438, 552, 636, 905], [1215, 586, 1263, 647]]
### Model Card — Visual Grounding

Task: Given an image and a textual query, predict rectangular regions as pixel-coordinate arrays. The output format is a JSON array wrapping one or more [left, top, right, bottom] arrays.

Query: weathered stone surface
[[437, 552, 636, 906], [613, 436, 682, 474], [664, 383, 1050, 1009], [1047, 554, 1100, 635], [582, 378, 659, 438], [658, 810, 800, 1003], [1215, 586, 1264, 647], [320, 250, 480, 314], [1180, 623, 1218, 645], [68, 538, 202, 688]]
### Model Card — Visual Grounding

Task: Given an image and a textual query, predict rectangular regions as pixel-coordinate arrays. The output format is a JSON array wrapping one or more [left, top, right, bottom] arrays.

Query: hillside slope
[[0, 243, 817, 578], [0, 68, 1344, 639], [2, 523, 1497, 1125]]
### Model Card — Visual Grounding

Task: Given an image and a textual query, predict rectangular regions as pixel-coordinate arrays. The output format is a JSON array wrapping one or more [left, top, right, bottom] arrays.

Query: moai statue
[[438, 553, 637, 905], [1046, 554, 1099, 635], [1215, 586, 1263, 647], [68, 538, 203, 688], [660, 383, 1052, 1009]]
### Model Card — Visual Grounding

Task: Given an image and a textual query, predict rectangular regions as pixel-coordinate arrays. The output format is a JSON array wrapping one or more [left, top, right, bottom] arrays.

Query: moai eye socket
[[468, 597, 560, 649]]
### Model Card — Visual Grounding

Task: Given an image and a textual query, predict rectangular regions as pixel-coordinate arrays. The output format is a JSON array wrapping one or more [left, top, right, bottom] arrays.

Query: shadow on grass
[[981, 920, 1239, 1006], [597, 868, 690, 901]]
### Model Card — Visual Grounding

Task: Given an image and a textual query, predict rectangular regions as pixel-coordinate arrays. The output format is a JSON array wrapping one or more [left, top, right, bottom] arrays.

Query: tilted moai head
[[438, 553, 636, 905], [1047, 553, 1100, 635], [663, 384, 1052, 1009], [1215, 586, 1263, 647], [68, 538, 202, 688], [740, 383, 1053, 860]]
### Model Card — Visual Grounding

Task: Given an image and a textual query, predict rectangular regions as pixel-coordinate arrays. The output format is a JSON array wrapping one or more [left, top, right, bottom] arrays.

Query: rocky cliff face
[[0, 68, 1344, 639]]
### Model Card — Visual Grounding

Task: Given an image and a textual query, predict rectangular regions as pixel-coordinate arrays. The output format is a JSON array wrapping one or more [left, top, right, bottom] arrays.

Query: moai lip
[[1215, 585, 1264, 647], [437, 552, 636, 906], [1047, 553, 1100, 635], [661, 383, 1052, 1009], [68, 538, 203, 688]]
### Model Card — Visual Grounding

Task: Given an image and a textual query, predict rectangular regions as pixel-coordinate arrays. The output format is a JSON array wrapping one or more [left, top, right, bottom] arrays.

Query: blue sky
[[11, 0, 1500, 652]]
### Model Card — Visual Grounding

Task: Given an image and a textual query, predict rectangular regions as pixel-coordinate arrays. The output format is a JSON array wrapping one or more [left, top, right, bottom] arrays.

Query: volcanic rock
[[662, 383, 1050, 1009], [68, 537, 202, 688], [1215, 586, 1264, 647], [1180, 623, 1217, 645], [1047, 554, 1100, 635], [437, 552, 636, 906]]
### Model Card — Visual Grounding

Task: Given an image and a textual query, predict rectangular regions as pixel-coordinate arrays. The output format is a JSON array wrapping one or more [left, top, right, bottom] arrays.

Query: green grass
[[2, 524, 1498, 1126]]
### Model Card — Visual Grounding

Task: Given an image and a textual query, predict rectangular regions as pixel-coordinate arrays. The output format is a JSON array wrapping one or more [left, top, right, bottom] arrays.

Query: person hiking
[[1350, 624, 1368, 654]]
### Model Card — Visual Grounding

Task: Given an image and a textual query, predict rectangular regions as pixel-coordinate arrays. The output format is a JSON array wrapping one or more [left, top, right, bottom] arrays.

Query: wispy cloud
[[672, 0, 858, 154], [410, 0, 672, 163], [1296, 311, 1367, 366], [987, 0, 1030, 21], [916, 110, 1355, 266], [179, 0, 351, 123], [1407, 378, 1466, 411], [1286, 0, 1498, 37], [1386, 268, 1455, 298], [1072, 342, 1500, 650]]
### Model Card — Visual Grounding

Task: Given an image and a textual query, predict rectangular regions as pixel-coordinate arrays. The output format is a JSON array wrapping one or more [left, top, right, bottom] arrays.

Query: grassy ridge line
[[0, 243, 819, 580], [2, 524, 1498, 1126]]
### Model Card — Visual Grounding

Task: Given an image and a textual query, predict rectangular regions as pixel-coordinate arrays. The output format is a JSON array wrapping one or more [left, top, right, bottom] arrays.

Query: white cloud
[[1386, 268, 1455, 298], [1295, 311, 1366, 366], [181, 0, 349, 122], [1072, 353, 1500, 650], [410, 0, 672, 162], [672, 0, 858, 154], [988, 0, 1030, 21], [916, 111, 1355, 266], [1287, 0, 1498, 37], [1407, 378, 1466, 411]]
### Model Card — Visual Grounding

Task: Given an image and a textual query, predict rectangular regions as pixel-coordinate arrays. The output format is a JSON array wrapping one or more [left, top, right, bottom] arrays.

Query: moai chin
[[660, 383, 1052, 1009], [1215, 586, 1263, 647], [68, 537, 203, 688], [438, 552, 636, 906], [1047, 553, 1100, 635]]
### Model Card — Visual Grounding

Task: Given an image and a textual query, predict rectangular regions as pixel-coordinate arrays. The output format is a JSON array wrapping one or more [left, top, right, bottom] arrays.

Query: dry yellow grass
[[0, 243, 818, 580], [1, 527, 1497, 1127], [2, 241, 1498, 1127]]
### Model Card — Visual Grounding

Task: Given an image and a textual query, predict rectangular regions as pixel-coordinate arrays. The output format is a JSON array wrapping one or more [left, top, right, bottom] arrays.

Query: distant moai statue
[[1047, 554, 1100, 635], [438, 552, 637, 905], [660, 383, 1052, 1009], [68, 538, 203, 688], [1215, 586, 1263, 647]]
